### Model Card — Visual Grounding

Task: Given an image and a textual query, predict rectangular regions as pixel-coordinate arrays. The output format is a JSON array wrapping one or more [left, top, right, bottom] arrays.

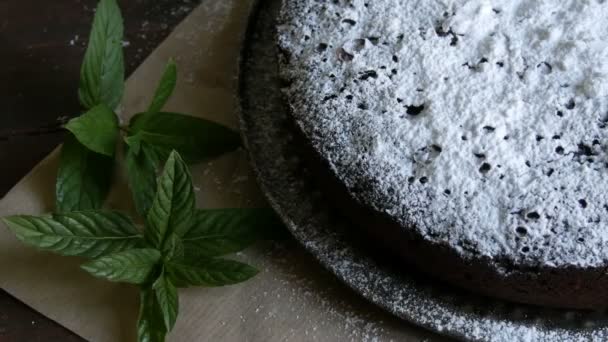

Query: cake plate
[[237, 0, 608, 340]]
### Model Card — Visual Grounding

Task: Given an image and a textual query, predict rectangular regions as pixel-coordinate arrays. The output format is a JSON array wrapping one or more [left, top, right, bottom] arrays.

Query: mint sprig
[[2, 0, 287, 341], [4, 151, 280, 341], [58, 0, 242, 214]]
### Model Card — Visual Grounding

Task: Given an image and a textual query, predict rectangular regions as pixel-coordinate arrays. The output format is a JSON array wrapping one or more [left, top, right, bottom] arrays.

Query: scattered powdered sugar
[[240, 0, 608, 339], [277, 0, 608, 268]]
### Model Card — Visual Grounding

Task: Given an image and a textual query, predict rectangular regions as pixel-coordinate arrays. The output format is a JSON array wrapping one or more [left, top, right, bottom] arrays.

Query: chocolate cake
[[276, 0, 608, 309]]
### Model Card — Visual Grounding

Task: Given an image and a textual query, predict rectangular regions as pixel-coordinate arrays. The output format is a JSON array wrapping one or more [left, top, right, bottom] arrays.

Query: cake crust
[[277, 0, 608, 308]]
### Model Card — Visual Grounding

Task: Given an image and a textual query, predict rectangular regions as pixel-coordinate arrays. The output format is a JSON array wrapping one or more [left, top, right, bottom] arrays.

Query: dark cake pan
[[237, 0, 608, 340]]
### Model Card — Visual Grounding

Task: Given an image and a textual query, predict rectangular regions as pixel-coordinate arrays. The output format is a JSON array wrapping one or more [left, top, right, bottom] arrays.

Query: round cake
[[276, 0, 608, 308]]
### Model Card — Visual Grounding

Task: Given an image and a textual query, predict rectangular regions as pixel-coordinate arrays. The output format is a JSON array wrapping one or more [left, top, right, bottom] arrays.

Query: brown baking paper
[[0, 1, 443, 341]]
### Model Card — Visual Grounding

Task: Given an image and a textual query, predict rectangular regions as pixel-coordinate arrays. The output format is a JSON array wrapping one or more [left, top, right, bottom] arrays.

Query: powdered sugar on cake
[[277, 0, 608, 268]]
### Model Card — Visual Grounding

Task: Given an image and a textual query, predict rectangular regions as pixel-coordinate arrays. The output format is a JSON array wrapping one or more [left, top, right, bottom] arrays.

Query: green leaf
[[148, 60, 177, 114], [163, 233, 184, 261], [167, 258, 258, 287], [2, 211, 142, 258], [153, 273, 179, 331], [78, 0, 125, 110], [126, 143, 158, 217], [124, 135, 142, 155], [56, 134, 114, 212], [82, 249, 161, 284], [65, 104, 119, 156], [129, 112, 241, 164], [181, 209, 283, 257], [146, 151, 195, 248], [138, 289, 167, 342]]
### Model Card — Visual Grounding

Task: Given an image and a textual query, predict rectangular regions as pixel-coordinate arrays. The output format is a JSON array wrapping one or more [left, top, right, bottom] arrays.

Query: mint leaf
[[82, 249, 161, 284], [153, 273, 178, 331], [65, 104, 119, 156], [124, 135, 142, 155], [2, 211, 142, 258], [163, 233, 184, 261], [146, 151, 195, 248], [78, 0, 125, 109], [56, 134, 114, 212], [181, 209, 282, 257], [126, 143, 158, 217], [167, 258, 258, 287], [129, 112, 241, 164], [138, 289, 167, 342], [148, 60, 177, 114]]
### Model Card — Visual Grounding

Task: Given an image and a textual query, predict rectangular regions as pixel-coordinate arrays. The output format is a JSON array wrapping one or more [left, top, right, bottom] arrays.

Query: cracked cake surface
[[277, 0, 608, 270]]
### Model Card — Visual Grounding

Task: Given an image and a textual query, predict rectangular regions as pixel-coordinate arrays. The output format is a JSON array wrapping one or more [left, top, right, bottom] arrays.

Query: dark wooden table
[[0, 1, 200, 340]]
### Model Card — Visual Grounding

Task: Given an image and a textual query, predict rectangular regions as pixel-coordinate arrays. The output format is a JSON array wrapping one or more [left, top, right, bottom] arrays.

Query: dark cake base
[[289, 118, 608, 309]]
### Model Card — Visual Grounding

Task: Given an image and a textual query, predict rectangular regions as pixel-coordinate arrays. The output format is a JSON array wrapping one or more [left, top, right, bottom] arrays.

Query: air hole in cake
[[444, 189, 451, 195], [579, 199, 588, 208], [496, 61, 504, 67], [322, 94, 337, 102], [483, 126, 496, 133], [576, 143, 595, 156], [537, 62, 553, 74], [342, 19, 357, 26], [367, 36, 380, 45], [479, 163, 492, 174], [536, 135, 544, 142], [359, 70, 378, 80], [357, 102, 369, 110], [392, 55, 399, 63], [407, 176, 415, 184], [555, 146, 564, 154], [521, 246, 530, 253], [463, 62, 476, 70], [474, 152, 486, 159], [565, 98, 576, 110], [527, 212, 541, 220], [516, 227, 528, 236], [406, 103, 425, 116], [556, 110, 564, 117], [420, 177, 429, 184], [546, 168, 555, 177], [336, 48, 354, 62]]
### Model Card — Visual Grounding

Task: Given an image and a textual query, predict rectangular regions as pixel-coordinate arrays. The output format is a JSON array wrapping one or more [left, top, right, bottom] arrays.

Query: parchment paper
[[0, 1, 444, 341]]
